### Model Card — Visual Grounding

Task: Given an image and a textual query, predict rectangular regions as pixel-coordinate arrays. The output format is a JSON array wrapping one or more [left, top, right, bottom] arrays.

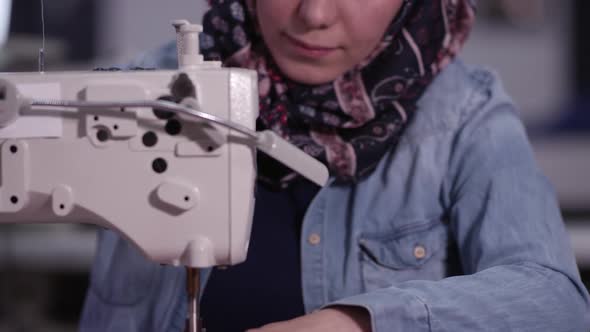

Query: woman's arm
[[323, 104, 590, 331]]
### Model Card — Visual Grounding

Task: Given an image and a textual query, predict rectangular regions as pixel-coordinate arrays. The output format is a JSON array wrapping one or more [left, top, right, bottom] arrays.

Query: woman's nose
[[297, 0, 338, 30]]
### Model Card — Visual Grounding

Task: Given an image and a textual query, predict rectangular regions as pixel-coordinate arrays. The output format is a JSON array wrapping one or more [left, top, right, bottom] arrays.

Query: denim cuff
[[323, 288, 431, 332]]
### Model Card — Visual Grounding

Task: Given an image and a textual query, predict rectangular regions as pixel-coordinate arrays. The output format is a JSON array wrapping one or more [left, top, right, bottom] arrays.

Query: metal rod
[[186, 267, 202, 332], [29, 99, 258, 139]]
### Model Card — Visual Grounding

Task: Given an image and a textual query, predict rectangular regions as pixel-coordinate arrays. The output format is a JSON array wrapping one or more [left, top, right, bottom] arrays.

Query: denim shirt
[[79, 43, 590, 331]]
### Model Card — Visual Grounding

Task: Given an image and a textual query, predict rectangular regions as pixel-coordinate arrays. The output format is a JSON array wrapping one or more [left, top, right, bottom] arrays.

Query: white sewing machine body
[[0, 65, 260, 268], [0, 19, 327, 276]]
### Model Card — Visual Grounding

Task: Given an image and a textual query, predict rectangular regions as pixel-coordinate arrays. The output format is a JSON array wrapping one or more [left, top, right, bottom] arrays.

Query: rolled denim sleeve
[[329, 105, 590, 331]]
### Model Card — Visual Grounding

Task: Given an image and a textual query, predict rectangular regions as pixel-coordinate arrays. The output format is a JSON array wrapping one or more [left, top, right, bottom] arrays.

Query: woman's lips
[[283, 33, 339, 59]]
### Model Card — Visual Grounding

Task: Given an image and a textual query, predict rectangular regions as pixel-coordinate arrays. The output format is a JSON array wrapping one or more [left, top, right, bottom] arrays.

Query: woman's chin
[[277, 60, 346, 86]]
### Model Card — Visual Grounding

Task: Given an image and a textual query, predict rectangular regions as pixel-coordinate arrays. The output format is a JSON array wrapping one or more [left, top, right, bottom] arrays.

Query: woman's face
[[256, 0, 404, 85]]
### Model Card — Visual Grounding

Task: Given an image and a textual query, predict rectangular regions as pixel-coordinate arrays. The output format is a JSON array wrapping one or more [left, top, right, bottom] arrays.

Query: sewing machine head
[[0, 20, 328, 268]]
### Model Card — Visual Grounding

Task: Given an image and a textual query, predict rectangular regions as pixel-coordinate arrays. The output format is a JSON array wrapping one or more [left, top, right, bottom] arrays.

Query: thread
[[38, 0, 46, 72]]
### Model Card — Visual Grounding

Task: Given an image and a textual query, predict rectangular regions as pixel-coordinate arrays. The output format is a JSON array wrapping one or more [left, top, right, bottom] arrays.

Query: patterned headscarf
[[200, 0, 476, 184]]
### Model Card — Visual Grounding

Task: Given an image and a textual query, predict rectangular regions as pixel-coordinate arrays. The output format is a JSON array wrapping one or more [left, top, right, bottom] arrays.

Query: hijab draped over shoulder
[[200, 0, 476, 184]]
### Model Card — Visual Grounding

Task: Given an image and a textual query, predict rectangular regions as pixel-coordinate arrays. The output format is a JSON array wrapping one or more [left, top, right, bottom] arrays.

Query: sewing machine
[[0, 20, 329, 332]]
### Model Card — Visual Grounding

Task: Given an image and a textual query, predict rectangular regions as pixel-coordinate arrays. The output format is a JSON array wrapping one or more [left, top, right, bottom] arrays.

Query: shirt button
[[308, 233, 321, 246], [414, 245, 426, 259]]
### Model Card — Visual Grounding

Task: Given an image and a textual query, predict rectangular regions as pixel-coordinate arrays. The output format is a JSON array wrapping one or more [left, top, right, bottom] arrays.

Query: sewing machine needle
[[186, 267, 202, 332]]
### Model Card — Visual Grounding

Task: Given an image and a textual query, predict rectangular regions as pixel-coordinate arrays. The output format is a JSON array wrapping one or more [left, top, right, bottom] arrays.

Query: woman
[[80, 0, 590, 331]]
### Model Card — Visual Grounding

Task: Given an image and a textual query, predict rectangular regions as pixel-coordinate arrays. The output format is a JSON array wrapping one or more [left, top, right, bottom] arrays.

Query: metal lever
[[256, 130, 329, 187]]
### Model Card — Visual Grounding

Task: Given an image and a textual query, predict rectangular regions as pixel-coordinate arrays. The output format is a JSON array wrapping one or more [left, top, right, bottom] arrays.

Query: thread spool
[[172, 20, 204, 70]]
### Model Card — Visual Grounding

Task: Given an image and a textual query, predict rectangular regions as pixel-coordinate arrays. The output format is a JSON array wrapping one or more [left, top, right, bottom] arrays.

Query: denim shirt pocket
[[358, 219, 449, 291]]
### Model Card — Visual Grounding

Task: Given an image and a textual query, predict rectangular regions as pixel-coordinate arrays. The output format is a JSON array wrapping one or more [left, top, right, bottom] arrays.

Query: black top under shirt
[[199, 176, 320, 332]]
